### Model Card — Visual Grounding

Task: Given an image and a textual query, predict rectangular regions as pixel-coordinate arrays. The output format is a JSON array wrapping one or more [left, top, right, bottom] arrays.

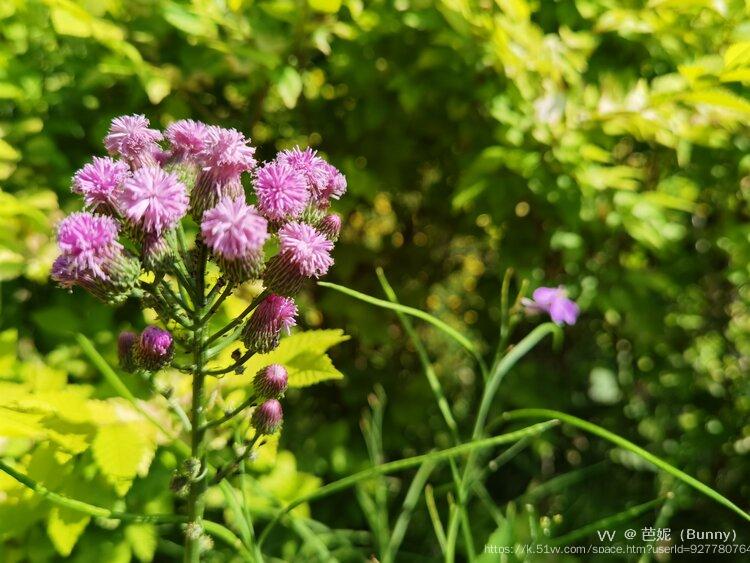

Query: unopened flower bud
[[254, 364, 288, 400], [251, 399, 283, 435], [241, 294, 297, 353], [184, 522, 203, 541], [135, 326, 174, 371], [182, 457, 201, 481], [117, 331, 137, 372], [318, 213, 342, 242]]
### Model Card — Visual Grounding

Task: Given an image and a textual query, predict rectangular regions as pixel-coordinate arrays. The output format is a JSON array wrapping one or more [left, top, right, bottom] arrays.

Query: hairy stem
[[185, 244, 208, 563]]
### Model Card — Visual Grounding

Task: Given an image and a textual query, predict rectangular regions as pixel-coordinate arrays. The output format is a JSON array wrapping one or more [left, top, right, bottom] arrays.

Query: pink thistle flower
[[201, 197, 269, 281], [253, 364, 288, 400], [277, 146, 329, 199], [200, 126, 257, 181], [165, 119, 209, 161], [104, 114, 163, 169], [264, 222, 334, 295], [191, 126, 256, 219], [52, 213, 140, 302], [252, 399, 283, 435], [56, 212, 122, 279], [72, 157, 131, 212], [277, 222, 333, 277], [120, 167, 189, 235], [254, 161, 309, 221], [136, 326, 174, 371], [522, 286, 580, 326], [242, 294, 298, 353], [319, 161, 347, 203]]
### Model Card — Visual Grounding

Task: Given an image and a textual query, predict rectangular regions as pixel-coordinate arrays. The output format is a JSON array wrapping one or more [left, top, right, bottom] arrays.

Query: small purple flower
[[104, 114, 163, 168], [522, 286, 580, 326], [118, 331, 137, 372], [318, 213, 342, 242], [165, 119, 209, 161], [277, 146, 329, 200], [120, 167, 189, 235], [136, 326, 174, 371], [56, 212, 122, 279], [72, 157, 131, 212], [242, 294, 297, 353], [201, 197, 269, 260], [318, 161, 347, 204], [277, 222, 334, 277], [201, 197, 269, 281], [52, 214, 140, 303], [251, 399, 283, 435], [264, 222, 334, 295], [253, 364, 289, 400], [199, 126, 257, 181], [254, 161, 309, 222], [191, 126, 256, 219]]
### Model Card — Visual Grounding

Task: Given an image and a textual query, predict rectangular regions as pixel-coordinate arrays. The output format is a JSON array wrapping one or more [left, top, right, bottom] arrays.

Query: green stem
[[185, 244, 208, 563], [204, 290, 269, 348], [201, 394, 256, 432], [201, 282, 235, 323], [0, 459, 248, 554], [204, 350, 254, 377]]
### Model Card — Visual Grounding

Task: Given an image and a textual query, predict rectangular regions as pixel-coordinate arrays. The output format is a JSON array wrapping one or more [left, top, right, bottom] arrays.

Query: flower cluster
[[53, 114, 347, 446]]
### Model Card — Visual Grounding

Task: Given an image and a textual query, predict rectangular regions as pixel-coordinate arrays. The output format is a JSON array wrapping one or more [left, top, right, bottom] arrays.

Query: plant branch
[[201, 394, 256, 431], [204, 290, 269, 348], [204, 350, 254, 377]]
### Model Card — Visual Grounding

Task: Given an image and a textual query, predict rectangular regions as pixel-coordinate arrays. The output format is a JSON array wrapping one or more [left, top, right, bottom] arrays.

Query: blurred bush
[[1, 0, 749, 558]]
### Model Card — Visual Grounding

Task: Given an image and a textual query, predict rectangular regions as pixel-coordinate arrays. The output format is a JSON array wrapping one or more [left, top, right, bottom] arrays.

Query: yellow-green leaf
[[92, 423, 155, 496], [308, 0, 342, 13], [125, 523, 158, 562], [47, 506, 90, 557]]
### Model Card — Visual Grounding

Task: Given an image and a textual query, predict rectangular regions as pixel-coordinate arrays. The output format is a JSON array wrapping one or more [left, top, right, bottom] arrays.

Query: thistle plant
[[51, 114, 346, 561]]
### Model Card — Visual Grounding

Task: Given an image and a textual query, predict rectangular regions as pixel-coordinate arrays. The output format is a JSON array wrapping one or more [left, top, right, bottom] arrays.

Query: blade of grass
[[383, 460, 437, 563], [549, 496, 668, 545], [319, 279, 488, 377], [377, 269, 476, 560], [505, 409, 750, 523], [257, 420, 559, 548], [424, 484, 447, 554]]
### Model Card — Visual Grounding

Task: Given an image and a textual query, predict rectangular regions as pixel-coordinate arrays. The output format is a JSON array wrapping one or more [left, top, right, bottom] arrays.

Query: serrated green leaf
[[125, 523, 157, 562], [227, 330, 349, 389], [92, 424, 155, 496], [47, 506, 90, 557]]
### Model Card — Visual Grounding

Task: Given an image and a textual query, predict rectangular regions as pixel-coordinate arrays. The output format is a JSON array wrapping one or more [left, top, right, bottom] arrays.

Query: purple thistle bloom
[[264, 222, 334, 295], [118, 331, 138, 372], [52, 215, 140, 303], [253, 364, 289, 400], [251, 399, 283, 435], [72, 157, 131, 212], [318, 161, 347, 204], [191, 126, 256, 219], [318, 213, 342, 242], [136, 326, 174, 371], [199, 126, 257, 181], [56, 212, 123, 279], [522, 286, 580, 326], [254, 161, 309, 222], [277, 222, 333, 277], [120, 167, 189, 235], [201, 197, 269, 282], [104, 114, 163, 169], [277, 146, 329, 201], [201, 197, 269, 260], [165, 119, 209, 161], [242, 294, 297, 353]]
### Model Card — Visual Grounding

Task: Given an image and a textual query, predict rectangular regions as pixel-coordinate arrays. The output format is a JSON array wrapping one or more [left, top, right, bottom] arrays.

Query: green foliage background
[[1, 0, 749, 560]]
